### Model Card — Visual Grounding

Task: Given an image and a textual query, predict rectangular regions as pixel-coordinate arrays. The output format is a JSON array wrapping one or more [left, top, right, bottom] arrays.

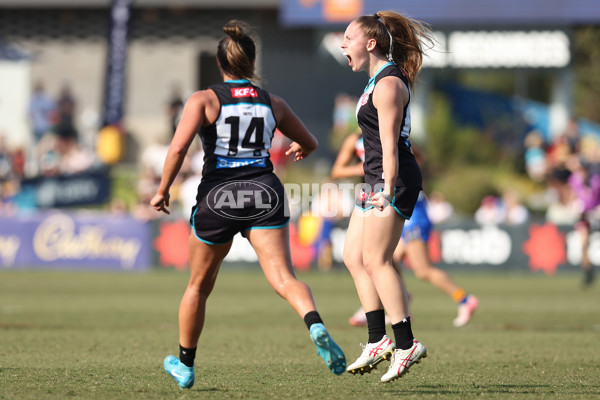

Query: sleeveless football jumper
[[355, 63, 422, 218], [190, 80, 289, 244]]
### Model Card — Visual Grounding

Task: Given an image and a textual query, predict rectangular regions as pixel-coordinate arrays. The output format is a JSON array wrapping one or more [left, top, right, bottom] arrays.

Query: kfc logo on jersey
[[231, 87, 258, 98]]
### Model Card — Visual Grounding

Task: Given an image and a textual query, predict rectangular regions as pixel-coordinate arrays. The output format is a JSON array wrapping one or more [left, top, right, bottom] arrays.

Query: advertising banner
[[101, 0, 132, 127], [151, 218, 593, 274], [17, 167, 111, 208], [0, 212, 151, 271], [421, 221, 585, 274], [2, 214, 593, 274]]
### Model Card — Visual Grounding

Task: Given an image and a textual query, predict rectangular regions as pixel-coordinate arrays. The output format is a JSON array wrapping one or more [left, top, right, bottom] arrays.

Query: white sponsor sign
[[424, 30, 570, 68]]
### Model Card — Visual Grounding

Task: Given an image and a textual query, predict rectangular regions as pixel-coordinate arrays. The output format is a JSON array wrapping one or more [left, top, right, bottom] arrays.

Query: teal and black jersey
[[200, 79, 277, 181], [190, 79, 289, 243], [355, 63, 421, 189]]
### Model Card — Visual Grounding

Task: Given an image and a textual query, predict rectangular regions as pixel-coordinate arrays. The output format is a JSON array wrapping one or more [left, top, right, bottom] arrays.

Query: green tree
[[422, 93, 537, 214], [574, 26, 600, 121]]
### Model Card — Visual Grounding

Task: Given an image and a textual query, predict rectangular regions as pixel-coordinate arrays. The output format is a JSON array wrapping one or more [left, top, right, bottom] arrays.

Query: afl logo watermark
[[207, 180, 278, 220]]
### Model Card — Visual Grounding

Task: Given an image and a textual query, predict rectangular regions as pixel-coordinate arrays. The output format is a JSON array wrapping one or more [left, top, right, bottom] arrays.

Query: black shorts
[[355, 183, 421, 219], [190, 173, 290, 244]]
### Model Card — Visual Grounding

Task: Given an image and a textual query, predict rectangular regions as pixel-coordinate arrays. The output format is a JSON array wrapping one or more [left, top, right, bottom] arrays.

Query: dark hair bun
[[223, 20, 245, 40]]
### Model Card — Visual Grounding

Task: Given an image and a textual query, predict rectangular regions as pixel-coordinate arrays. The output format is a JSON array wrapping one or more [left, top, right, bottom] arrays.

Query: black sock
[[303, 311, 323, 330], [366, 309, 386, 343], [179, 344, 196, 367], [391, 317, 414, 350]]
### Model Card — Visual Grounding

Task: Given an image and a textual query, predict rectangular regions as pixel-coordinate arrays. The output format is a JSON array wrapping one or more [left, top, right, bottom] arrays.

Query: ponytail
[[217, 20, 259, 81], [355, 11, 433, 86]]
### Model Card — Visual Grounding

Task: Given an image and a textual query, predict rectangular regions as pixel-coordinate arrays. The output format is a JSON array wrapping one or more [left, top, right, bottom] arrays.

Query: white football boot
[[346, 335, 395, 375], [380, 339, 427, 383]]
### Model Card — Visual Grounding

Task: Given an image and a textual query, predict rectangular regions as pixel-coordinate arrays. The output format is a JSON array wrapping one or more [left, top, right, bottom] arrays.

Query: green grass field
[[1, 268, 599, 399]]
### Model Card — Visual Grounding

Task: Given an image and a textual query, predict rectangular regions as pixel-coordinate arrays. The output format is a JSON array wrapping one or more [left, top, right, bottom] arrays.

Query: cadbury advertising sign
[[0, 212, 150, 271]]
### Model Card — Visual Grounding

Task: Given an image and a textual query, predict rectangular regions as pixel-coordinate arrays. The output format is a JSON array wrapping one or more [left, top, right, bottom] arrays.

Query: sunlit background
[[1, 0, 600, 278]]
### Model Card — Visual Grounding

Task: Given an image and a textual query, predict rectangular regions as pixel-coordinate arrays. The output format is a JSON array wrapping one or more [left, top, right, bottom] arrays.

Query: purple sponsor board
[[0, 212, 151, 271]]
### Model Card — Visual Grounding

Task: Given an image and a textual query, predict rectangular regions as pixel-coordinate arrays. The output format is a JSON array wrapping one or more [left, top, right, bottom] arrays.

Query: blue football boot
[[309, 323, 346, 375], [163, 355, 195, 389]]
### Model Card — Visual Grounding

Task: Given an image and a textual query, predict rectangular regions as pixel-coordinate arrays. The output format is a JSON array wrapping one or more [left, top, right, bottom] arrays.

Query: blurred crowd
[[1, 83, 598, 282], [446, 117, 600, 230], [522, 117, 600, 227], [3, 83, 600, 242], [130, 139, 204, 221], [1, 81, 101, 215], [28, 81, 98, 176]]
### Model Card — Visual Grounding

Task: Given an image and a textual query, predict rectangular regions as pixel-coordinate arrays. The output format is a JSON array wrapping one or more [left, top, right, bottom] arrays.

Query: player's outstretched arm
[[270, 93, 318, 161]]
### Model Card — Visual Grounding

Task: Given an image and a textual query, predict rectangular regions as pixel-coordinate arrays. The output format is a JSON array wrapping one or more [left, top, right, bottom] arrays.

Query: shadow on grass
[[190, 388, 223, 393], [381, 383, 600, 395]]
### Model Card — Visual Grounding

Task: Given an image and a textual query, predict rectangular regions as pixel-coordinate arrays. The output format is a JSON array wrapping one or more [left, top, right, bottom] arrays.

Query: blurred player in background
[[389, 190, 479, 327], [567, 154, 600, 287], [151, 20, 345, 389], [339, 10, 432, 383]]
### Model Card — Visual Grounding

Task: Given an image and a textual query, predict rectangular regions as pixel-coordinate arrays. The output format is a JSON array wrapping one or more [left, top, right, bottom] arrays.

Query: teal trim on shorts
[[355, 192, 413, 219], [354, 204, 374, 212], [190, 206, 233, 245], [390, 194, 412, 219], [355, 195, 411, 219], [392, 205, 411, 220], [194, 234, 233, 246], [242, 220, 290, 232]]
